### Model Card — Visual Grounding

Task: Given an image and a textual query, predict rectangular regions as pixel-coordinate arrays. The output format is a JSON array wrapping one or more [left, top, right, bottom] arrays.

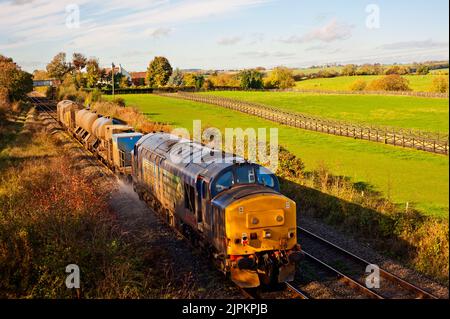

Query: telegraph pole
[[112, 62, 115, 97]]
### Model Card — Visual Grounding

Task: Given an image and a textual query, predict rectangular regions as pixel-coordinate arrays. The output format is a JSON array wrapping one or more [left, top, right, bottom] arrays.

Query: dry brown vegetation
[[0, 108, 206, 298], [91, 101, 172, 133]]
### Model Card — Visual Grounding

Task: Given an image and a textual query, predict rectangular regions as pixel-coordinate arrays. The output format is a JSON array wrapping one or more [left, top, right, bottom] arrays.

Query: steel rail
[[302, 249, 383, 299], [285, 282, 309, 299], [298, 226, 438, 299]]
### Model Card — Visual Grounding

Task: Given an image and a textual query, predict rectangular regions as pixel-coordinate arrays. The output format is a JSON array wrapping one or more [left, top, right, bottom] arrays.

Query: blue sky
[[0, 0, 448, 72]]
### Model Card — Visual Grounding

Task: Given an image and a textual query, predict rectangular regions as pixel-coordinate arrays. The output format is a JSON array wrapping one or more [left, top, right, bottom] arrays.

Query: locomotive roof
[[136, 132, 245, 185], [212, 184, 281, 209]]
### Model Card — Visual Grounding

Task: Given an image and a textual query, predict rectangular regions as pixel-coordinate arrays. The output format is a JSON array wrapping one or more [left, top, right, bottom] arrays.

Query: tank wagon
[[56, 100, 141, 174], [55, 100, 302, 288]]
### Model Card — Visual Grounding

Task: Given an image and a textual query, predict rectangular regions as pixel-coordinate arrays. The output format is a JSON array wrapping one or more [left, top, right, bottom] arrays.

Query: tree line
[[146, 56, 297, 90], [40, 52, 449, 95]]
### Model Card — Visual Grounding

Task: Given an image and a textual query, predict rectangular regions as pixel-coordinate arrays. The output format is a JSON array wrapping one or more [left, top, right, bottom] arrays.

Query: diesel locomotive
[[56, 100, 302, 288]]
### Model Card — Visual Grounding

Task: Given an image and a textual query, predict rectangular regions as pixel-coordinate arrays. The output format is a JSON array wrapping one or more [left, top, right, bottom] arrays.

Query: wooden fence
[[280, 89, 449, 99], [159, 92, 449, 155]]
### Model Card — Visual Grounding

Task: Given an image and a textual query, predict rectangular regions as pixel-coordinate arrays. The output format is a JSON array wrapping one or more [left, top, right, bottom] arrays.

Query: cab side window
[[214, 171, 233, 194]]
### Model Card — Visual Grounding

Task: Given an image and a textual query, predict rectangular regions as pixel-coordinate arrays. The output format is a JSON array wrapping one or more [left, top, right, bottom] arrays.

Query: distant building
[[101, 64, 132, 85], [130, 72, 147, 86]]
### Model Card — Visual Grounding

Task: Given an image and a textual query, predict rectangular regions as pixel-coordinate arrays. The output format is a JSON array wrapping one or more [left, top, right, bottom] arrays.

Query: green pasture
[[294, 74, 444, 93], [201, 91, 449, 133], [105, 94, 449, 218]]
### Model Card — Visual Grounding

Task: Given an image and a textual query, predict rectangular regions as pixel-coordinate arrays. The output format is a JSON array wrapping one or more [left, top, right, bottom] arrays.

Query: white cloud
[[281, 18, 353, 44], [0, 0, 269, 50]]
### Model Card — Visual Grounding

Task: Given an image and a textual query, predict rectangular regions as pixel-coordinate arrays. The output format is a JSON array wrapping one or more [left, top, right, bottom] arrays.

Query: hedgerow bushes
[[276, 149, 449, 283]]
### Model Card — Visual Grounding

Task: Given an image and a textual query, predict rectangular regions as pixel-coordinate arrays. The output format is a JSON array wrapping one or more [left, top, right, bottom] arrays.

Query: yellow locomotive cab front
[[225, 193, 301, 287]]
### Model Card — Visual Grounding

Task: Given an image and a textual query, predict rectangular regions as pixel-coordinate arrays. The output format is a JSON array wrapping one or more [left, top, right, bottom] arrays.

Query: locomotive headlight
[[276, 215, 284, 222], [288, 228, 296, 239], [251, 217, 259, 225], [263, 230, 272, 238]]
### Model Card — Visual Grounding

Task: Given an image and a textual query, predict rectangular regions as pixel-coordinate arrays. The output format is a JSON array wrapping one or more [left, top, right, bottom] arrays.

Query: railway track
[[29, 95, 307, 300], [28, 95, 438, 300], [297, 227, 438, 299]]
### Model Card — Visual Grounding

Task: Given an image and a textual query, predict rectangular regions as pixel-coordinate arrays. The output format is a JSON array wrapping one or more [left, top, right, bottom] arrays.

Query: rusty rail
[[298, 227, 439, 299]]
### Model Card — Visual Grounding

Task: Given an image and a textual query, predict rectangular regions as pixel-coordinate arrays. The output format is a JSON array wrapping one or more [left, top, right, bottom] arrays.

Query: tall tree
[[167, 68, 185, 87], [72, 53, 87, 73], [46, 52, 72, 80], [86, 58, 101, 88], [238, 69, 264, 89], [264, 66, 295, 89], [146, 56, 173, 87], [341, 64, 357, 76], [0, 55, 33, 100]]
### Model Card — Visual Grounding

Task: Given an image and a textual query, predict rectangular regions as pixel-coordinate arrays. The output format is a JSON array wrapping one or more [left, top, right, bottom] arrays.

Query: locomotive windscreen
[[211, 164, 279, 197]]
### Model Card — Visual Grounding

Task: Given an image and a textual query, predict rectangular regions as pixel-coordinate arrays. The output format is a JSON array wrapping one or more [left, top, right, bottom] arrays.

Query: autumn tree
[[416, 65, 430, 75], [341, 64, 358, 76], [72, 53, 87, 73], [46, 52, 73, 80], [384, 65, 410, 75], [0, 55, 33, 101], [264, 66, 295, 89], [431, 76, 449, 93], [146, 56, 173, 87], [167, 68, 185, 87], [209, 73, 240, 87], [86, 58, 101, 88], [32, 70, 48, 80], [184, 73, 205, 90], [238, 69, 264, 89], [366, 75, 411, 91], [349, 79, 367, 91], [183, 73, 196, 87]]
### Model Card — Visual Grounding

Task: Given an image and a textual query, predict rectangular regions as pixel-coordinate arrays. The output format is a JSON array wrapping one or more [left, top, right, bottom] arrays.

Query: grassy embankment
[[294, 74, 447, 93], [103, 93, 448, 282], [0, 106, 197, 298]]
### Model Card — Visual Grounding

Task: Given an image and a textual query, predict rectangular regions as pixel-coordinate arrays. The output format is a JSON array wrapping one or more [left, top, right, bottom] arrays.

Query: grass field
[[200, 91, 449, 133], [105, 94, 449, 218], [294, 74, 444, 92]]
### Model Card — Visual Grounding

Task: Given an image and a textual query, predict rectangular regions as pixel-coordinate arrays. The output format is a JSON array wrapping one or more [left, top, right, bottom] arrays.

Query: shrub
[[349, 79, 367, 91], [84, 88, 102, 107], [366, 75, 411, 91], [112, 97, 126, 107], [384, 65, 410, 75], [430, 76, 449, 93], [264, 67, 295, 89]]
